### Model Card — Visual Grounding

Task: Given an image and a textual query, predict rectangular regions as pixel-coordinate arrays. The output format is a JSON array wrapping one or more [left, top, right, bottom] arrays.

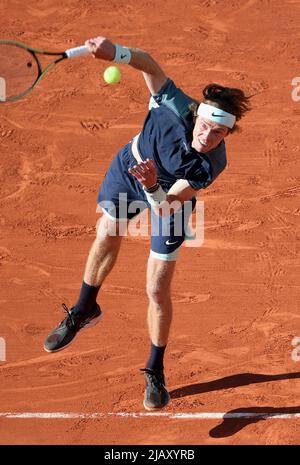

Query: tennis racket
[[0, 40, 91, 103]]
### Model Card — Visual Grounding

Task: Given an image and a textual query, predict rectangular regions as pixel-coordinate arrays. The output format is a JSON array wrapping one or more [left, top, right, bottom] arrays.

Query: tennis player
[[44, 36, 251, 410]]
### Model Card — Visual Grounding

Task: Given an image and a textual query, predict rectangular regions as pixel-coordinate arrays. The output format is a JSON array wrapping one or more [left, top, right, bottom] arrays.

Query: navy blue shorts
[[97, 141, 196, 261]]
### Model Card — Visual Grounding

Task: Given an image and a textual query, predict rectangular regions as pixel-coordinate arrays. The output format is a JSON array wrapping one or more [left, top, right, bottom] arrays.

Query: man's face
[[192, 116, 229, 153]]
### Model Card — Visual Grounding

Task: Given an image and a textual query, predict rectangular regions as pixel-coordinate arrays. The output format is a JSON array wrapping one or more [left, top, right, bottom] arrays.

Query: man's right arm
[[128, 48, 168, 95], [85, 36, 168, 95]]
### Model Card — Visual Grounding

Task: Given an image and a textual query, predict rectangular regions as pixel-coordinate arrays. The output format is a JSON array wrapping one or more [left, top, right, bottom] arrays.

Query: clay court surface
[[1, 0, 300, 445]]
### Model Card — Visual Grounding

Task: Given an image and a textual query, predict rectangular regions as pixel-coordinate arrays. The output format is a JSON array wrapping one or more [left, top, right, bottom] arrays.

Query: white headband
[[197, 103, 236, 129]]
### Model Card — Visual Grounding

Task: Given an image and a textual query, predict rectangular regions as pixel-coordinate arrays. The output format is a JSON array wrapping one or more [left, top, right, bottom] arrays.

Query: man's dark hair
[[189, 83, 251, 133]]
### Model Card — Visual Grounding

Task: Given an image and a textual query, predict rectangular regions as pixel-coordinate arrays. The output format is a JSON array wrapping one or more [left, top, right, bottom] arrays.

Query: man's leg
[[146, 256, 176, 348], [142, 255, 177, 410], [71, 214, 125, 315], [83, 214, 124, 287], [44, 214, 126, 352]]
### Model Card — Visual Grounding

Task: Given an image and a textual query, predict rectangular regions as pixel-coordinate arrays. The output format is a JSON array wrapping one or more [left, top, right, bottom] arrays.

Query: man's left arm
[[128, 161, 198, 216]]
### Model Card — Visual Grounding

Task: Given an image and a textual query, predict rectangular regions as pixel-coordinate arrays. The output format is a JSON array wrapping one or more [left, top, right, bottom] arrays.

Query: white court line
[[0, 412, 300, 420]]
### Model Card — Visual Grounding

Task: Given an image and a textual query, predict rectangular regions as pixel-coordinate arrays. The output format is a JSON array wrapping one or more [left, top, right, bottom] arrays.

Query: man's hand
[[128, 158, 157, 190], [85, 36, 115, 61]]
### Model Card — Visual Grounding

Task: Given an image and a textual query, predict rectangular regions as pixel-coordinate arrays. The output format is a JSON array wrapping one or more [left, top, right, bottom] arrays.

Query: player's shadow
[[209, 406, 300, 438], [170, 372, 300, 399]]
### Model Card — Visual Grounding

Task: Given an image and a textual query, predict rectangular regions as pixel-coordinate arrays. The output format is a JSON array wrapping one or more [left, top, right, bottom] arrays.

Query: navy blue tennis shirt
[[97, 78, 228, 258], [137, 77, 227, 191]]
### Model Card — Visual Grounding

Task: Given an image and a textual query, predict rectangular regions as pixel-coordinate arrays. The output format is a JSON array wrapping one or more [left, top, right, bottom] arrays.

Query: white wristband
[[114, 44, 132, 64], [143, 184, 167, 206]]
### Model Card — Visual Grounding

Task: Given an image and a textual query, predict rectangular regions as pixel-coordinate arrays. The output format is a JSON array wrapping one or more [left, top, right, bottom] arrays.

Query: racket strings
[[0, 44, 40, 101], [0, 41, 74, 102]]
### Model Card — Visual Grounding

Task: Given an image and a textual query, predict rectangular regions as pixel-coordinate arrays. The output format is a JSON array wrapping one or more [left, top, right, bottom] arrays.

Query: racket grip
[[65, 45, 90, 58]]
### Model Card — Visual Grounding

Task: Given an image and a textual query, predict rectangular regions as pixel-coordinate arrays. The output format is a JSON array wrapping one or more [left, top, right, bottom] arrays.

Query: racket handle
[[65, 45, 90, 58]]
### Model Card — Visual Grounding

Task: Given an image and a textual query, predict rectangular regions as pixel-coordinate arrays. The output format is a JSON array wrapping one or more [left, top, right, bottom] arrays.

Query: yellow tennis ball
[[103, 66, 122, 84]]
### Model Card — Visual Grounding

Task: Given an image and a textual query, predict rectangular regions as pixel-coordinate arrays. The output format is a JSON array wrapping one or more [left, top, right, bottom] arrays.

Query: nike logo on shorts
[[165, 240, 178, 246]]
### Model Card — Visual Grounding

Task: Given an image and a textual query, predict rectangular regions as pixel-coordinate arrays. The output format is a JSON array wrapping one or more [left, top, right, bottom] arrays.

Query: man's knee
[[146, 281, 171, 305], [146, 257, 176, 305], [96, 214, 126, 239]]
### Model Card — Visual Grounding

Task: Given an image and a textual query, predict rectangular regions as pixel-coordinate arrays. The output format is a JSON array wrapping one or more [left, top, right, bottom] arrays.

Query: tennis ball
[[103, 66, 122, 84]]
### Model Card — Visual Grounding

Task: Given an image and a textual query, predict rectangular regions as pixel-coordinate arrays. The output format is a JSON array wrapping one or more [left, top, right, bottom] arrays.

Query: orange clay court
[[0, 0, 300, 445]]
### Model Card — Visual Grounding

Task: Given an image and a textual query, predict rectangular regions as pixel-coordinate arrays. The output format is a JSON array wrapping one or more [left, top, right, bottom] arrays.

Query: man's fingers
[[85, 40, 98, 56], [132, 164, 146, 175], [133, 159, 156, 172], [140, 161, 150, 171], [128, 167, 146, 181], [136, 165, 146, 173], [143, 158, 157, 173], [128, 161, 157, 188], [147, 158, 156, 170]]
